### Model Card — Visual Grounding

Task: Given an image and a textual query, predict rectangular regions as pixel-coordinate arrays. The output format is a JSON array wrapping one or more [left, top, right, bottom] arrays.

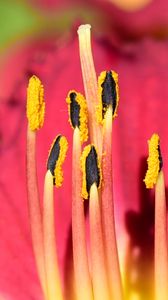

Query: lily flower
[[24, 24, 168, 300], [1, 5, 168, 299]]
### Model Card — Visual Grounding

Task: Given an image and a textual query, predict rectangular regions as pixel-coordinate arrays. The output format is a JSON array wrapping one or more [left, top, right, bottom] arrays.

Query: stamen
[[47, 135, 68, 187], [101, 105, 124, 300], [155, 170, 168, 300], [43, 135, 68, 300], [67, 89, 93, 299], [81, 146, 110, 300], [89, 183, 110, 300], [26, 76, 48, 299], [27, 75, 45, 131], [81, 145, 101, 199], [144, 135, 168, 300], [66, 90, 88, 143], [97, 70, 119, 124], [71, 127, 93, 300], [43, 170, 64, 300], [144, 133, 162, 189], [77, 24, 102, 154]]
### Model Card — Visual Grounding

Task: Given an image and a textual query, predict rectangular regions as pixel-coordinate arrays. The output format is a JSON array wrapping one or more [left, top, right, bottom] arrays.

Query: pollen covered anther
[[97, 70, 119, 124], [81, 145, 101, 199], [47, 135, 68, 187], [27, 75, 45, 130], [66, 90, 88, 143], [144, 133, 162, 189]]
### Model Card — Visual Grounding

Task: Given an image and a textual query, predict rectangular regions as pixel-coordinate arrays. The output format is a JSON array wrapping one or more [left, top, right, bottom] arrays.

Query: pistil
[[77, 24, 102, 154]]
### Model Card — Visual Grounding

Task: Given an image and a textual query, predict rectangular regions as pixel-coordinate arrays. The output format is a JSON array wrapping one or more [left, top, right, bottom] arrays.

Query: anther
[[81, 145, 101, 199], [66, 90, 88, 143], [27, 75, 45, 130], [144, 133, 162, 189], [97, 70, 119, 124], [47, 135, 68, 187]]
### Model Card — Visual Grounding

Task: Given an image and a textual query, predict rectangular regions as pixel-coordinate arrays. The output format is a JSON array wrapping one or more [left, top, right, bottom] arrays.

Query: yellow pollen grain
[[54, 136, 68, 188], [97, 70, 119, 124], [80, 145, 102, 199], [144, 133, 160, 189], [66, 90, 88, 143], [27, 75, 45, 131]]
